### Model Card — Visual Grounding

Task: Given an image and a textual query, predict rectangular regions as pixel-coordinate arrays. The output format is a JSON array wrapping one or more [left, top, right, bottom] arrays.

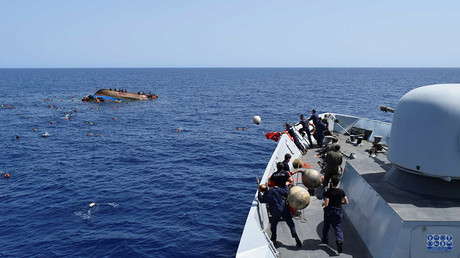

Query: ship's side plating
[[342, 153, 460, 257], [236, 134, 304, 258]]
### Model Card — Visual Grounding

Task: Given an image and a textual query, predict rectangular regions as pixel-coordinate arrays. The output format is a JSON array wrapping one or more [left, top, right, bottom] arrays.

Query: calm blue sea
[[0, 68, 459, 257]]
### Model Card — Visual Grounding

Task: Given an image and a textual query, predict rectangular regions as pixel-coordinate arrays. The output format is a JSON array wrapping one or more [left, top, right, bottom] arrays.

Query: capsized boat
[[82, 89, 158, 102], [237, 84, 460, 257]]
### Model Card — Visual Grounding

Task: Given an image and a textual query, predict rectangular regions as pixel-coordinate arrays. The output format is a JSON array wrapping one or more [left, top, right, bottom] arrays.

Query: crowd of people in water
[[258, 109, 347, 254], [82, 88, 158, 102], [9, 89, 161, 143], [110, 87, 159, 99], [81, 95, 105, 102]]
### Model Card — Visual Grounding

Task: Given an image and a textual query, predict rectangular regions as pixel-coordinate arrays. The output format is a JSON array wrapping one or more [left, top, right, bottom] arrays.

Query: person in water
[[258, 184, 302, 248]]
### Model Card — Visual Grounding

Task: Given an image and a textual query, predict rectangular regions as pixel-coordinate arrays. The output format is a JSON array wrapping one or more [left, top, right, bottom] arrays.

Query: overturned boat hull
[[94, 89, 150, 101]]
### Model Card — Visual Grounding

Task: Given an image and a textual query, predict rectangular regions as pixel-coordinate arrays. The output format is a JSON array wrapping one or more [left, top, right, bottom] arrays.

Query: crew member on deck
[[316, 137, 339, 158], [323, 144, 343, 191], [322, 114, 331, 136], [295, 114, 314, 147], [285, 123, 307, 155], [322, 177, 349, 254], [258, 184, 302, 247], [282, 153, 292, 173], [308, 109, 319, 126], [315, 118, 326, 148], [282, 153, 303, 177], [269, 162, 293, 187]]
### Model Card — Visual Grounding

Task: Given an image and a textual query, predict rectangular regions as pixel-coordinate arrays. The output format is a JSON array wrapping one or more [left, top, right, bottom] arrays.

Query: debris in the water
[[252, 115, 261, 125]]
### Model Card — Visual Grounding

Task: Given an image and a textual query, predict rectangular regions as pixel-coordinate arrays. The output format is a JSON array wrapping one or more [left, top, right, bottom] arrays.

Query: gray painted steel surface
[[238, 105, 460, 257], [388, 84, 460, 180]]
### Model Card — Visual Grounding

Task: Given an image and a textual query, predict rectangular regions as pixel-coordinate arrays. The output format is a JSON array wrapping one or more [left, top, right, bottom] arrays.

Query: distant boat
[[82, 89, 158, 102]]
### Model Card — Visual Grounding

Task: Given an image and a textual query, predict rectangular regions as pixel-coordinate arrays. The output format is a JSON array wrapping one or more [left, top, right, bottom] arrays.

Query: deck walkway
[[275, 134, 373, 257]]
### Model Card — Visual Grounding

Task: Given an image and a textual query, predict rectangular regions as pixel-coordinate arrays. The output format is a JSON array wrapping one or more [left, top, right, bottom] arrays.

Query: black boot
[[295, 235, 302, 247], [271, 236, 277, 247], [336, 241, 343, 253]]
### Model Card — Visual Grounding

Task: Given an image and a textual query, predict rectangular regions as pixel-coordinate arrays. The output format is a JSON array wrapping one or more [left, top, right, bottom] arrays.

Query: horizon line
[[1, 66, 460, 69]]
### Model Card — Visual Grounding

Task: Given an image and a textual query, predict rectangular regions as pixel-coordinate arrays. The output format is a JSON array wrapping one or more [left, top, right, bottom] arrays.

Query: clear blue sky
[[1, 0, 459, 68]]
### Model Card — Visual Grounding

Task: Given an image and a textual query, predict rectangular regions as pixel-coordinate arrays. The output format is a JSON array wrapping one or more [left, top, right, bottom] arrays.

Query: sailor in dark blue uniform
[[258, 184, 302, 247], [269, 162, 293, 187], [285, 123, 307, 155], [315, 119, 326, 148], [308, 109, 319, 126], [322, 178, 349, 254], [282, 153, 292, 173], [296, 114, 314, 147]]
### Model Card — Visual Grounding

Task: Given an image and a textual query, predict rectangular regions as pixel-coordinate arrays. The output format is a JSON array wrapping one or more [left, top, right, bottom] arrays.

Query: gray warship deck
[[237, 111, 460, 257], [339, 136, 460, 222], [278, 131, 460, 257], [275, 134, 373, 257]]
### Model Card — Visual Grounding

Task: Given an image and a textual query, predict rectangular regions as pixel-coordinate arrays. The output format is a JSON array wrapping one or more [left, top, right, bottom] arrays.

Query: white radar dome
[[387, 84, 460, 180]]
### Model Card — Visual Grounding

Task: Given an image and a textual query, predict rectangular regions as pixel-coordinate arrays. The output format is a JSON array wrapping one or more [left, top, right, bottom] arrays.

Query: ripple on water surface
[[1, 68, 459, 257]]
